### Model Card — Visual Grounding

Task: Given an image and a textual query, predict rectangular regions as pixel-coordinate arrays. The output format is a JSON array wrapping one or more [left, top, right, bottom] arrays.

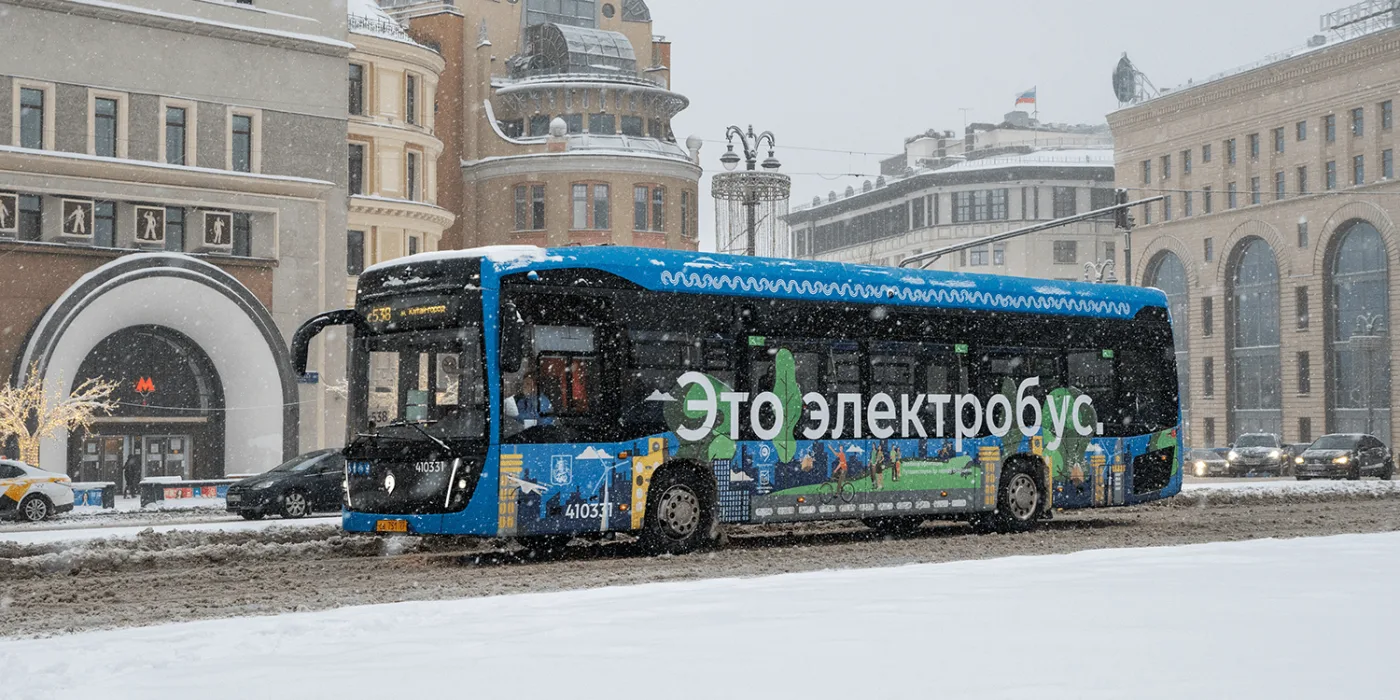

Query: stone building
[[379, 0, 702, 252], [788, 116, 1119, 279], [1109, 21, 1400, 447], [346, 0, 455, 304], [0, 0, 350, 479]]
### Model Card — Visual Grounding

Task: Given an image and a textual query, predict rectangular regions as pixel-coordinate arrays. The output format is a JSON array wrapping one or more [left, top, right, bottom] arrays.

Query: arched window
[[1147, 252, 1190, 438], [1229, 238, 1282, 439], [1328, 220, 1391, 438]]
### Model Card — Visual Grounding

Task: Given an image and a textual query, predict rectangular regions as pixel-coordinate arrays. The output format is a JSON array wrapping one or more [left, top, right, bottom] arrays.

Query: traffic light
[[1113, 189, 1132, 230]]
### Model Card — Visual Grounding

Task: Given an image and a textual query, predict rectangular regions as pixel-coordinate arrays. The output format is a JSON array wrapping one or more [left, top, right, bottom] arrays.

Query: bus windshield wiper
[[380, 419, 453, 455]]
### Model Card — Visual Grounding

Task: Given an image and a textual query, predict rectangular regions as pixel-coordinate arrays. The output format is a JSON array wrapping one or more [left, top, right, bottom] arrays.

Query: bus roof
[[365, 245, 1169, 321]]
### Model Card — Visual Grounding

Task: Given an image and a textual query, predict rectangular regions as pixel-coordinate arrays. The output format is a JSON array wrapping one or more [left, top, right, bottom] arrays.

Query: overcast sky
[[649, 0, 1352, 250]]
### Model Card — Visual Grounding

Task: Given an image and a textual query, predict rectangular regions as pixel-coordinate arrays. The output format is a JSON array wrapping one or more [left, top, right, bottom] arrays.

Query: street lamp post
[[1353, 313, 1387, 436], [713, 125, 789, 258], [1084, 259, 1118, 284]]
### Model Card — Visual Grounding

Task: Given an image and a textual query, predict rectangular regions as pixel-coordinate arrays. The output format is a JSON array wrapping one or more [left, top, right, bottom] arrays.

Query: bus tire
[[971, 462, 1044, 534], [639, 468, 717, 556]]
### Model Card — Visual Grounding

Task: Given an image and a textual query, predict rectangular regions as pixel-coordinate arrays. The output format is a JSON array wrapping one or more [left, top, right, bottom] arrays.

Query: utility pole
[[1114, 188, 1135, 286]]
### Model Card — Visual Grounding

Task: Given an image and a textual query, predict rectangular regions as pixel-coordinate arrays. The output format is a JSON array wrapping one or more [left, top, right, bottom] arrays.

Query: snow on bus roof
[[365, 246, 1167, 319]]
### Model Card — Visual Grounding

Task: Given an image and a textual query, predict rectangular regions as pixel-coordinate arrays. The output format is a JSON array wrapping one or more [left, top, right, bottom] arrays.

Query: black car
[[1226, 433, 1289, 476], [225, 449, 346, 520], [1294, 434, 1395, 481]]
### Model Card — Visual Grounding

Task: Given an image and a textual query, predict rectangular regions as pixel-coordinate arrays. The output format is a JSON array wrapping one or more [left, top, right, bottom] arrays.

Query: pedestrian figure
[[122, 452, 142, 499], [891, 445, 902, 482]]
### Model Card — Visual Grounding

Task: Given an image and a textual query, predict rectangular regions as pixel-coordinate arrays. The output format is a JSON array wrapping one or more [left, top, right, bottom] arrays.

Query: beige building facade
[[1109, 25, 1400, 448], [346, 0, 456, 304], [380, 0, 702, 252]]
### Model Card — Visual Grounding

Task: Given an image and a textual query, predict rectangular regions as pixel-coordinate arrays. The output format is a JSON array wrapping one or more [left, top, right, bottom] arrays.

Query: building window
[[1226, 138, 1237, 165], [1143, 201, 1152, 225], [233, 212, 251, 257], [94, 97, 118, 158], [525, 0, 597, 28], [408, 236, 419, 256], [993, 243, 1006, 266], [349, 64, 365, 116], [231, 114, 253, 173], [1227, 182, 1238, 209], [910, 198, 925, 230], [405, 74, 418, 126], [1182, 149, 1192, 174], [620, 116, 644, 137], [406, 151, 420, 200], [1296, 166, 1308, 196], [562, 114, 583, 134], [588, 113, 615, 134], [1202, 143, 1212, 163], [1325, 114, 1336, 142], [1273, 127, 1285, 154], [1161, 155, 1172, 179], [1298, 220, 1309, 249], [500, 119, 525, 138], [165, 106, 188, 165], [952, 190, 1010, 223], [1250, 176, 1261, 205], [530, 115, 553, 137], [1204, 237, 1214, 262], [514, 184, 546, 231], [19, 87, 45, 150], [571, 183, 610, 230], [1203, 296, 1214, 337], [165, 207, 185, 252], [1383, 100, 1394, 131], [1203, 358, 1215, 397], [1141, 160, 1151, 184], [1162, 195, 1172, 221], [1298, 352, 1311, 395], [1299, 417, 1312, 444], [1248, 133, 1260, 159], [1297, 120, 1307, 141], [1203, 185, 1213, 214], [1204, 417, 1216, 447], [1326, 160, 1338, 190], [681, 191, 693, 238], [348, 143, 365, 196], [1275, 171, 1286, 200], [1384, 149, 1394, 180], [18, 195, 41, 241], [1052, 187, 1077, 218], [1351, 107, 1364, 137], [969, 246, 989, 266], [1052, 240, 1077, 265], [93, 201, 115, 248], [1353, 155, 1365, 186], [347, 230, 365, 275], [1296, 286, 1309, 329], [1184, 191, 1194, 217]]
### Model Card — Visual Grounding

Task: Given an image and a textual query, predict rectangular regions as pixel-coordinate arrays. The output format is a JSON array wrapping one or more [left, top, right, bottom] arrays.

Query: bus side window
[[1068, 350, 1117, 432]]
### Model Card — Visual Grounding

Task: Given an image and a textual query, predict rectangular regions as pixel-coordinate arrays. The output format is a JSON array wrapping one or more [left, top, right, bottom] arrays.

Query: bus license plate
[[375, 520, 409, 533]]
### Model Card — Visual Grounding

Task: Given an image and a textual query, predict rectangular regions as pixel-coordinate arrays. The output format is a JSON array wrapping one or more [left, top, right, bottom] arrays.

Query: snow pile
[[1171, 478, 1400, 507], [0, 515, 340, 547], [4, 533, 1399, 698]]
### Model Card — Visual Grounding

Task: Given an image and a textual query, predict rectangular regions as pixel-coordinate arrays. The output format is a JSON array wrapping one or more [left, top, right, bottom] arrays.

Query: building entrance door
[[142, 435, 193, 480], [78, 437, 128, 484]]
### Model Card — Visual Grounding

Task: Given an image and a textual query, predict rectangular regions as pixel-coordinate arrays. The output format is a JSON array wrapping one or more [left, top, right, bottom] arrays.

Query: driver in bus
[[504, 368, 554, 429]]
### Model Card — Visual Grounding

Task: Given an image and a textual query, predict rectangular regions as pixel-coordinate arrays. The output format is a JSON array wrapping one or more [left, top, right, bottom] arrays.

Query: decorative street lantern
[[712, 125, 791, 258]]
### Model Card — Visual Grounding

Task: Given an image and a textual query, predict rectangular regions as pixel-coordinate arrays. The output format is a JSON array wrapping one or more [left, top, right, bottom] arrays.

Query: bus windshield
[[356, 328, 487, 442]]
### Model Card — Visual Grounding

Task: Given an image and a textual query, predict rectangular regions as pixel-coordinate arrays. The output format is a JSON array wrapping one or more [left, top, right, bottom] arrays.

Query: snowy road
[[4, 532, 1398, 699], [0, 516, 340, 546]]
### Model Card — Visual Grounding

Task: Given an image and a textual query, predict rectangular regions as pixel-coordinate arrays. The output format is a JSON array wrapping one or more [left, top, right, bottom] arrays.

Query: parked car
[[1294, 434, 1394, 481], [1187, 448, 1231, 477], [225, 449, 346, 520], [0, 460, 74, 522], [1226, 434, 1289, 476]]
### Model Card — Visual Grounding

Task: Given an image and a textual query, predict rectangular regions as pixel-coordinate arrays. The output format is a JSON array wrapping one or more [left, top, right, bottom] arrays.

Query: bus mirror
[[291, 310, 369, 377], [500, 300, 525, 374]]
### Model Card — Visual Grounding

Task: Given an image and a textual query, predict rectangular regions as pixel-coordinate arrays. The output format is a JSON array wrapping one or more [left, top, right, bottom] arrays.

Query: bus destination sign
[[361, 294, 460, 332]]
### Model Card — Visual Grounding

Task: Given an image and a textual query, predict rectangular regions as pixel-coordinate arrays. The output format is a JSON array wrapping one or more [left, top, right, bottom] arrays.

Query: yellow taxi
[[0, 460, 74, 522]]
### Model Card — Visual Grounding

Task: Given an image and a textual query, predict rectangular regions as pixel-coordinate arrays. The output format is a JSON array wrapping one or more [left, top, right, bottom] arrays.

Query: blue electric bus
[[293, 246, 1182, 554]]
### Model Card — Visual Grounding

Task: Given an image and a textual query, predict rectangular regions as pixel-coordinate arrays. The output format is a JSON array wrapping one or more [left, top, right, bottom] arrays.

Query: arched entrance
[[1146, 252, 1190, 438], [1228, 238, 1283, 439], [17, 254, 297, 476], [1327, 220, 1392, 438], [68, 327, 225, 482]]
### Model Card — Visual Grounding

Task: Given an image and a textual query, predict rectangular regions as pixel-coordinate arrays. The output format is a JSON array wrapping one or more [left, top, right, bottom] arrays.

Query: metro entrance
[[77, 434, 197, 483]]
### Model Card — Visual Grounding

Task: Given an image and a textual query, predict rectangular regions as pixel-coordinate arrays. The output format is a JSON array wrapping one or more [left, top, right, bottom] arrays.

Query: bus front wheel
[[639, 469, 717, 556], [971, 465, 1044, 534]]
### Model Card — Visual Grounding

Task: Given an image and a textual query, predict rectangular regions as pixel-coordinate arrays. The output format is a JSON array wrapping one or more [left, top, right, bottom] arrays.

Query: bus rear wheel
[[639, 470, 717, 556], [971, 466, 1044, 534]]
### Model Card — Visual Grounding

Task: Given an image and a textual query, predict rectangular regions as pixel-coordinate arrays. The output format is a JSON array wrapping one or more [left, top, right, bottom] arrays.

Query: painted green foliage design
[[1043, 387, 1097, 483], [663, 373, 737, 461], [772, 349, 804, 463], [1152, 429, 1180, 477]]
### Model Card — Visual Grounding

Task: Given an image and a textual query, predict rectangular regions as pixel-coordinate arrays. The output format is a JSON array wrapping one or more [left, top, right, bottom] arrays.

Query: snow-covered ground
[[1183, 476, 1400, 495], [0, 515, 340, 546], [4, 533, 1397, 699]]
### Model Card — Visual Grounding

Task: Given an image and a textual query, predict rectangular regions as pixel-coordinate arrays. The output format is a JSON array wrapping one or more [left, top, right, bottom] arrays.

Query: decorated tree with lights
[[0, 365, 118, 466]]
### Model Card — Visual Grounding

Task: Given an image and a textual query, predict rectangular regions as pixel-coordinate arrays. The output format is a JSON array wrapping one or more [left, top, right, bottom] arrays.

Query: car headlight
[[251, 480, 278, 490], [1269, 450, 1282, 460], [1194, 461, 1207, 476], [1334, 456, 1350, 465], [1295, 457, 1305, 465], [1228, 451, 1240, 462]]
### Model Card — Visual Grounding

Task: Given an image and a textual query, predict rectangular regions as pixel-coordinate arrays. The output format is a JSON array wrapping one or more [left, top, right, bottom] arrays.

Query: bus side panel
[[437, 445, 509, 537]]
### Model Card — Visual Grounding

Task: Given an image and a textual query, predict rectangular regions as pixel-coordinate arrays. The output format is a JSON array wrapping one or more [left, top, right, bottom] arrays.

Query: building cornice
[[1109, 27, 1400, 132], [348, 121, 446, 157], [350, 196, 456, 229], [10, 0, 353, 57], [349, 34, 445, 73], [462, 151, 701, 183], [0, 146, 337, 199]]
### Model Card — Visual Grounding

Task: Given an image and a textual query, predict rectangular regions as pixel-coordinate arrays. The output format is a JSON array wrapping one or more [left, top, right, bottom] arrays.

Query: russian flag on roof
[[1015, 87, 1037, 105]]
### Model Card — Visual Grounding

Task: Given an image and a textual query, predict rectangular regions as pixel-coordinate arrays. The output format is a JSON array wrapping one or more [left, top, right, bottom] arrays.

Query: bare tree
[[0, 365, 118, 467]]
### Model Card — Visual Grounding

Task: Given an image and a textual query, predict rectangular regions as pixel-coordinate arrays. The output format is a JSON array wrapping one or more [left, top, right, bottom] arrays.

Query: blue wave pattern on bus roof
[[657, 270, 1137, 318]]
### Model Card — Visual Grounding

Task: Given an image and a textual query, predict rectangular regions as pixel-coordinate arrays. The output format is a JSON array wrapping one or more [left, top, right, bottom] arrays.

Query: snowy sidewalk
[[4, 532, 1398, 699]]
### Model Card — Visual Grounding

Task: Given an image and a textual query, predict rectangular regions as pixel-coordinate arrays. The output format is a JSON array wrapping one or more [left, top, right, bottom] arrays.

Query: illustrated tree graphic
[[0, 364, 119, 466]]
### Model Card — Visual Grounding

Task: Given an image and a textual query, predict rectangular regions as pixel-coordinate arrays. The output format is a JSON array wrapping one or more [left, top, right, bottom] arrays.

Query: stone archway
[[16, 254, 297, 476]]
